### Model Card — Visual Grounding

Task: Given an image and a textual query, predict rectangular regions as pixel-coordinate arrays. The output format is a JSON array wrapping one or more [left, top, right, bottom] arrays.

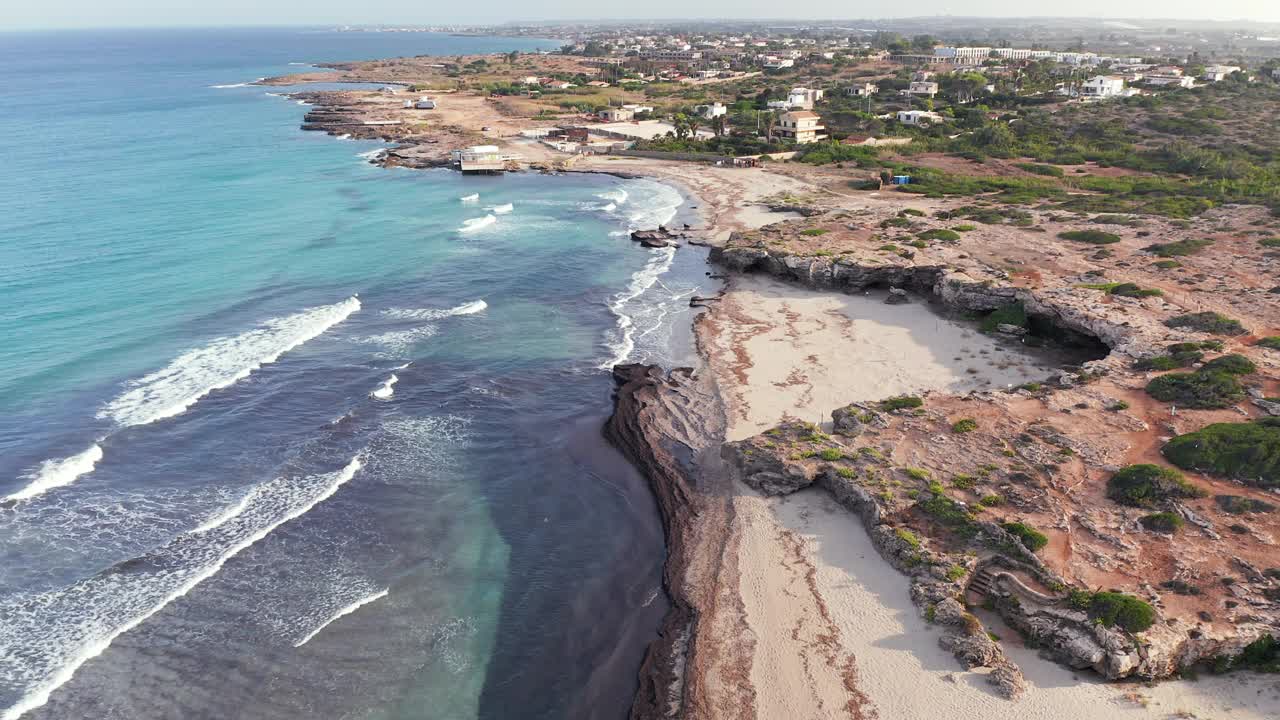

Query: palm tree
[[686, 116, 702, 138], [764, 112, 777, 142]]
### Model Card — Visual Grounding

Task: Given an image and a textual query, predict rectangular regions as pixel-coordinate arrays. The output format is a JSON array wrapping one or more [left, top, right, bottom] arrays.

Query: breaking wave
[[4, 444, 104, 503], [489, 203, 513, 214], [382, 300, 487, 321], [98, 296, 360, 428], [293, 588, 389, 647], [0, 456, 364, 720], [458, 215, 495, 233], [599, 246, 677, 369], [459, 193, 479, 203], [371, 374, 398, 400]]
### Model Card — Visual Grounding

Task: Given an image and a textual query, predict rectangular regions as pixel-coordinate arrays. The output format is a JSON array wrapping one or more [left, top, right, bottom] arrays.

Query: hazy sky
[[4, 1, 1279, 30]]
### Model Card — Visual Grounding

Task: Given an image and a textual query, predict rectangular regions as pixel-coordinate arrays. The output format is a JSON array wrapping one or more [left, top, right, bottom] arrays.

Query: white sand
[[707, 274, 1280, 719], [711, 274, 1050, 441]]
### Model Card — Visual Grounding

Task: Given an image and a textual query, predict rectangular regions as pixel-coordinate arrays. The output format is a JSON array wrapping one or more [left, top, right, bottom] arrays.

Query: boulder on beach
[[885, 287, 910, 305]]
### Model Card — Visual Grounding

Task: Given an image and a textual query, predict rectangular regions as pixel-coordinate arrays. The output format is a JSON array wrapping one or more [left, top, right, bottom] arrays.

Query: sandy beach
[[691, 216, 1280, 719]]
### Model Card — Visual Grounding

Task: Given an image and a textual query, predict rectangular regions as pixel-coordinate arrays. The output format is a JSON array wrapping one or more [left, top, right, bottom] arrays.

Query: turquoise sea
[[0, 28, 712, 719]]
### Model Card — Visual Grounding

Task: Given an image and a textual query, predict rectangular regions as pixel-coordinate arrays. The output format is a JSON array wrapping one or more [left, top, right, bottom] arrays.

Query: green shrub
[[1257, 337, 1280, 350], [1059, 229, 1121, 244], [1164, 312, 1248, 336], [951, 473, 976, 489], [1200, 354, 1256, 375], [895, 527, 922, 549], [1145, 370, 1245, 409], [902, 467, 931, 481], [1233, 635, 1280, 673], [800, 228, 828, 236], [1162, 419, 1280, 488], [1259, 238, 1280, 248], [1015, 162, 1065, 177], [880, 395, 923, 411], [1107, 464, 1206, 507], [900, 208, 925, 217], [819, 448, 845, 461], [1144, 238, 1213, 257], [1140, 511, 1185, 533], [980, 302, 1027, 333], [951, 418, 978, 433], [918, 228, 961, 242], [1214, 494, 1276, 515], [978, 494, 1004, 507], [918, 487, 979, 537], [1087, 592, 1157, 633], [1152, 259, 1181, 269], [952, 224, 977, 232], [1108, 282, 1163, 298], [1002, 521, 1049, 551], [945, 565, 968, 581]]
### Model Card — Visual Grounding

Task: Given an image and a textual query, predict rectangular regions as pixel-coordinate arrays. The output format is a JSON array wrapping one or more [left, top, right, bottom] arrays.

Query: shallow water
[[0, 28, 715, 720]]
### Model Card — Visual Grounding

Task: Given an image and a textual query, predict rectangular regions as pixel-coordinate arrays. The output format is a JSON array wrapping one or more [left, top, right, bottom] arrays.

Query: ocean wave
[[598, 246, 677, 369], [382, 300, 486, 321], [457, 215, 496, 233], [336, 133, 351, 140], [622, 180, 682, 232], [4, 444, 104, 503], [356, 148, 386, 161], [459, 193, 479, 203], [0, 455, 364, 720], [488, 203, 513, 214], [601, 202, 617, 213], [97, 296, 360, 428], [209, 77, 265, 89], [596, 188, 629, 205], [191, 487, 257, 534], [293, 588, 388, 647], [371, 374, 398, 400], [357, 325, 438, 359]]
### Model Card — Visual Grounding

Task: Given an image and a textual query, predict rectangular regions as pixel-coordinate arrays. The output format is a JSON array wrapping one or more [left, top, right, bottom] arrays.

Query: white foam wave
[[295, 100, 311, 106], [358, 326, 438, 358], [209, 77, 264, 89], [459, 193, 479, 203], [371, 374, 398, 399], [489, 203, 513, 214], [382, 300, 487, 321], [5, 444, 104, 503], [458, 215, 496, 233], [601, 202, 617, 212], [596, 188, 629, 205], [598, 246, 677, 369], [293, 588, 389, 647], [0, 456, 364, 720], [191, 488, 256, 534], [356, 148, 386, 160], [97, 296, 360, 428], [623, 180, 682, 232], [336, 133, 352, 140]]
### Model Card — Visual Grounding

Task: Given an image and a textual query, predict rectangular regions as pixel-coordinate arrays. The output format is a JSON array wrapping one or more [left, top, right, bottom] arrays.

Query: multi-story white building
[[787, 87, 824, 109], [775, 111, 826, 144], [906, 81, 939, 98], [846, 82, 878, 96], [1080, 75, 1126, 98], [696, 102, 727, 119], [1203, 65, 1242, 82]]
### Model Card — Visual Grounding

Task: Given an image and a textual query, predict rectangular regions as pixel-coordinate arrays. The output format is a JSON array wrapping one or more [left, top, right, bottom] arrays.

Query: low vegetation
[[1162, 419, 1280, 488], [879, 395, 923, 411], [1143, 238, 1213, 257], [1068, 590, 1157, 633], [1145, 368, 1246, 409], [979, 302, 1027, 333], [951, 418, 978, 433], [1107, 464, 1206, 507], [1001, 521, 1048, 551], [1164, 311, 1248, 336], [1058, 229, 1121, 245], [1140, 511, 1185, 533]]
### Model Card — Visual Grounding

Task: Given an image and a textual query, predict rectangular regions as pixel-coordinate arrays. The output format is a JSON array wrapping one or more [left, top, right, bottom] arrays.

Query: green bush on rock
[[1162, 419, 1280, 488], [1164, 312, 1248, 336], [1001, 521, 1049, 551], [1059, 229, 1121, 245], [1107, 464, 1206, 507], [1140, 511, 1185, 533], [1145, 369, 1245, 409]]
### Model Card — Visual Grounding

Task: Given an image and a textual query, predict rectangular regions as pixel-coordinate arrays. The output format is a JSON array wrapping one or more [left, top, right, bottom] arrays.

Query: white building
[[775, 111, 826, 144], [762, 57, 795, 69], [906, 81, 939, 98], [599, 107, 635, 122], [786, 87, 824, 109], [1203, 65, 1242, 82], [1080, 75, 1126, 98], [696, 102, 727, 119], [846, 82, 878, 96], [897, 110, 945, 126]]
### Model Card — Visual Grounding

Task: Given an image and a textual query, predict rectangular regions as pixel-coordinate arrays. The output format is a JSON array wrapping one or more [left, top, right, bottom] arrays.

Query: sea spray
[[458, 215, 496, 233], [0, 455, 364, 720], [98, 296, 360, 428], [382, 300, 487, 321], [371, 374, 398, 399], [4, 444, 104, 503], [293, 588, 389, 647]]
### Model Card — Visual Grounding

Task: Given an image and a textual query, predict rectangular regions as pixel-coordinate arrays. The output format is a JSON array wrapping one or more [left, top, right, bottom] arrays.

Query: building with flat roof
[[776, 111, 826, 144]]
